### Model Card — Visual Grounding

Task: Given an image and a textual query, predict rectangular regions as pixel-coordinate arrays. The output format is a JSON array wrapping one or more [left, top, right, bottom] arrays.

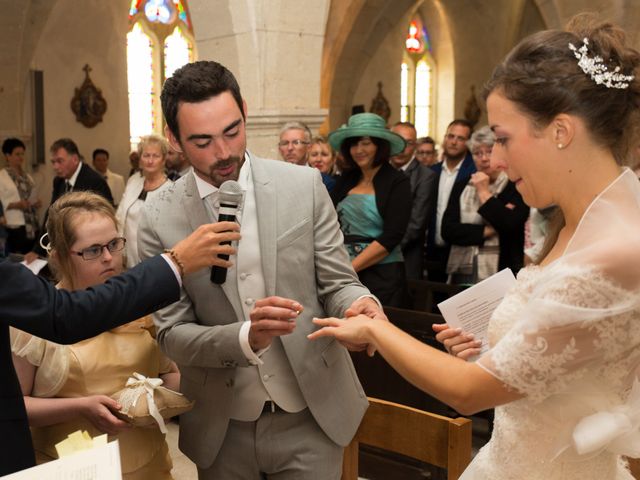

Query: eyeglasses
[[472, 148, 493, 159], [416, 149, 435, 156], [71, 237, 126, 260], [278, 140, 309, 148]]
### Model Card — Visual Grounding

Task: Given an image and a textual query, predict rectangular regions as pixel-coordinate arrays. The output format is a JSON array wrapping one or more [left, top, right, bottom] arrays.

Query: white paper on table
[[0, 440, 122, 480], [20, 258, 47, 275], [437, 268, 516, 361]]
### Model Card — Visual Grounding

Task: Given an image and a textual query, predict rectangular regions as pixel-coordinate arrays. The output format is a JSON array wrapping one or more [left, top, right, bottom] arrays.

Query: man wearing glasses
[[277, 121, 312, 165], [415, 137, 438, 166]]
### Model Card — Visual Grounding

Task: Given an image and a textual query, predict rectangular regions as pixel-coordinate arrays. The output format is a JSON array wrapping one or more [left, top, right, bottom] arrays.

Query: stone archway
[[321, 0, 418, 132]]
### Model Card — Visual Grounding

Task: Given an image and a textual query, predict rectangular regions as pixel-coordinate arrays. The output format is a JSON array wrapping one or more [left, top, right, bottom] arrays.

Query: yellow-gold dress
[[11, 317, 174, 479]]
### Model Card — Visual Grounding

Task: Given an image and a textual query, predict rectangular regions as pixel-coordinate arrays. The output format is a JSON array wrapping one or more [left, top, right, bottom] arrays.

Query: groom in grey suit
[[138, 61, 381, 479]]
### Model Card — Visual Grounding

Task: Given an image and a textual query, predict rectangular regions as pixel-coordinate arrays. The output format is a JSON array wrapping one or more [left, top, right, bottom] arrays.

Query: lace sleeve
[[10, 327, 70, 397], [477, 269, 640, 403]]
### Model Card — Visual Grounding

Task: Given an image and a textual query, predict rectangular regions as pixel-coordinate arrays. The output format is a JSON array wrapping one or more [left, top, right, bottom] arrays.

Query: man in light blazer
[[138, 61, 381, 479]]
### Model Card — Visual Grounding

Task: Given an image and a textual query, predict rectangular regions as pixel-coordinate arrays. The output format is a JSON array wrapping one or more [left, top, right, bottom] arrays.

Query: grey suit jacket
[[138, 155, 370, 468], [400, 159, 437, 279]]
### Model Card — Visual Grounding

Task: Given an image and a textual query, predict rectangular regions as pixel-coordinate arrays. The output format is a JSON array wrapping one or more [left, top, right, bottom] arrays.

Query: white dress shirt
[[435, 159, 463, 246]]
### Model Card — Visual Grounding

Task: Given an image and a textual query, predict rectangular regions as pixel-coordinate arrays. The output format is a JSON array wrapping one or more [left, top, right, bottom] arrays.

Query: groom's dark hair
[[161, 61, 245, 141]]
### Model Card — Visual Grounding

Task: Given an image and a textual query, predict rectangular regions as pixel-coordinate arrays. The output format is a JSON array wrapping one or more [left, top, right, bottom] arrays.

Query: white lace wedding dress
[[460, 169, 640, 479]]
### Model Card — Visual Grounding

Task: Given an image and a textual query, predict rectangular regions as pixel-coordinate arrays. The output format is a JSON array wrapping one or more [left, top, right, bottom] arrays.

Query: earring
[[557, 143, 564, 149]]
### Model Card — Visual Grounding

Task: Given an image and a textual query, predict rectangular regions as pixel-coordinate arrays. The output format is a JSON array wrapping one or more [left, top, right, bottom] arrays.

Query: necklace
[[144, 175, 167, 192]]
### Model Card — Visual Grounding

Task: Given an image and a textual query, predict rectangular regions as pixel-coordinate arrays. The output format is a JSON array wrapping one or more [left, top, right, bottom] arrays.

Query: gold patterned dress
[[11, 317, 174, 479]]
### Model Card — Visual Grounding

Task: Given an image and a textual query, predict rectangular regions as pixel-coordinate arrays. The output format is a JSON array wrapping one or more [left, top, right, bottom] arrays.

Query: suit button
[[239, 273, 248, 280], [244, 298, 255, 306], [225, 378, 234, 388], [222, 360, 237, 367]]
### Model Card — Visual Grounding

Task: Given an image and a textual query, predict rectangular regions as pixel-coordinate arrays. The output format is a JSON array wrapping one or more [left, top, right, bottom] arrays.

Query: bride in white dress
[[309, 14, 640, 480]]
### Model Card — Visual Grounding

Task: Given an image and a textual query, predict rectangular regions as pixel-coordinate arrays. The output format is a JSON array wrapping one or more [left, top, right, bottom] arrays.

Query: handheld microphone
[[210, 180, 243, 284]]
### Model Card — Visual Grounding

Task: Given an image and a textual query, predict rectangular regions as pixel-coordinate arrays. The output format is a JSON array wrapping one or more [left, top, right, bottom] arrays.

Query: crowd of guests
[[274, 114, 533, 307], [0, 95, 533, 477], [1, 111, 535, 301], [5, 14, 640, 479]]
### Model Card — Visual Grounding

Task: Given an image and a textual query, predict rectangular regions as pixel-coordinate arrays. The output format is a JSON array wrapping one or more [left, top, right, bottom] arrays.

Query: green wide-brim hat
[[328, 113, 406, 156]]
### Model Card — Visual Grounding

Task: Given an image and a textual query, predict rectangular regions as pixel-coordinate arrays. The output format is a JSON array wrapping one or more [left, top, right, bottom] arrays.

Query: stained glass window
[[165, 26, 193, 80], [127, 0, 195, 150], [144, 0, 174, 24], [127, 23, 155, 148], [400, 62, 410, 122], [172, 0, 190, 29], [414, 60, 432, 136], [400, 17, 435, 137]]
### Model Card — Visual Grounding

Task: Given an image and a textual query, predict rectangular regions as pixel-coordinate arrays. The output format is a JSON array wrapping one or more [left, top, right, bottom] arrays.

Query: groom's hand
[[342, 297, 388, 355], [249, 296, 303, 351]]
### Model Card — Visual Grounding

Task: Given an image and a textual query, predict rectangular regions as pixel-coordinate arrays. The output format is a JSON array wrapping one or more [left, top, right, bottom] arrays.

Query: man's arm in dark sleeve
[[1, 256, 179, 344]]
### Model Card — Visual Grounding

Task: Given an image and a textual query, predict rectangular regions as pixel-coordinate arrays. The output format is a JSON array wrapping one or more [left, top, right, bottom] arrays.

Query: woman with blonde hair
[[308, 136, 339, 191], [12, 191, 179, 479], [117, 134, 170, 267]]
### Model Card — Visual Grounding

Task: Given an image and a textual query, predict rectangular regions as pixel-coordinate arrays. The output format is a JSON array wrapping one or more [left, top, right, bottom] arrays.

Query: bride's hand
[[432, 323, 482, 360], [308, 314, 377, 354]]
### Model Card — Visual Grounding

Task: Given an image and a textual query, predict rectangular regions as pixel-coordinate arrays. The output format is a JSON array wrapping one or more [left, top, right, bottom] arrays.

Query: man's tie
[[203, 192, 220, 222], [65, 181, 72, 193]]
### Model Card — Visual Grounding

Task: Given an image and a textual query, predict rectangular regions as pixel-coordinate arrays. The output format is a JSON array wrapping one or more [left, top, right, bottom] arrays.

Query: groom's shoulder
[[144, 177, 186, 216], [252, 155, 318, 182]]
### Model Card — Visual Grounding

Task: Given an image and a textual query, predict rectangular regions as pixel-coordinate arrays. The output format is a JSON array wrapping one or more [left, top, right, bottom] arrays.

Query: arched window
[[400, 18, 435, 137], [127, 0, 195, 150]]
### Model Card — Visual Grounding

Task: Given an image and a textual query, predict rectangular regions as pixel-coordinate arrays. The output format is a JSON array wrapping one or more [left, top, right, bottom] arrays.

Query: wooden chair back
[[342, 398, 472, 480], [383, 306, 446, 350], [407, 279, 467, 312]]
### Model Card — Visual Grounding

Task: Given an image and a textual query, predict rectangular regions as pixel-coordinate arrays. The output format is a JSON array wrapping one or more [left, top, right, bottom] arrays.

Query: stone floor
[[166, 421, 197, 480]]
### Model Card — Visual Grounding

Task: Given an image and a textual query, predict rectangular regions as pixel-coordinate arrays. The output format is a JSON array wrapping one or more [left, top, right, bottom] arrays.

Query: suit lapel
[[250, 157, 277, 296], [406, 159, 418, 187], [182, 173, 211, 233], [182, 172, 245, 320]]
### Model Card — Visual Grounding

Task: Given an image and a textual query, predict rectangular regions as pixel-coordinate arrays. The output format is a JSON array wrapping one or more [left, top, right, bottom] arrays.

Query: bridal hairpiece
[[568, 38, 634, 89]]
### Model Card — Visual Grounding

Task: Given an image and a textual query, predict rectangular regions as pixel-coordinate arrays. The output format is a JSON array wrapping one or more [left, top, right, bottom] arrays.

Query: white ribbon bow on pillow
[[119, 372, 167, 434], [572, 379, 640, 458]]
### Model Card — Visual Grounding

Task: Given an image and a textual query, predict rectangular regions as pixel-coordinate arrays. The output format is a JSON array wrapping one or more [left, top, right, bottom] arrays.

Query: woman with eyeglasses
[[441, 126, 529, 284], [117, 134, 171, 268], [11, 192, 179, 479]]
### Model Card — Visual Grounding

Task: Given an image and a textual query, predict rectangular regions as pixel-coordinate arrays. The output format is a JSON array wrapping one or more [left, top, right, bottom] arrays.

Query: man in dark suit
[[390, 122, 436, 280], [425, 119, 476, 282], [25, 138, 114, 263], [0, 220, 240, 476], [49, 138, 113, 205]]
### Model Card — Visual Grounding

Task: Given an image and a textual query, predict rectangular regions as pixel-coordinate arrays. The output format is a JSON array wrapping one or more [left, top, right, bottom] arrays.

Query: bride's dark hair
[[484, 13, 640, 262], [485, 13, 640, 165]]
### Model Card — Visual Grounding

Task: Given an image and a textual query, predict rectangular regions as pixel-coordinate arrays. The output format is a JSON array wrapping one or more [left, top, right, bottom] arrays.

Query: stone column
[[189, 0, 329, 159]]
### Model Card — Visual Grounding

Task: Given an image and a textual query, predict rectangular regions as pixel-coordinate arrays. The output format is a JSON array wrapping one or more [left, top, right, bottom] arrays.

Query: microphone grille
[[219, 180, 243, 205]]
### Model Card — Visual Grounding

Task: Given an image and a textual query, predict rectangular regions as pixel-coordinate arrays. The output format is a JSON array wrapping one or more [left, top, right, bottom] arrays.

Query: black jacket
[[51, 162, 113, 206], [0, 256, 178, 476], [331, 162, 412, 253], [441, 179, 529, 273]]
